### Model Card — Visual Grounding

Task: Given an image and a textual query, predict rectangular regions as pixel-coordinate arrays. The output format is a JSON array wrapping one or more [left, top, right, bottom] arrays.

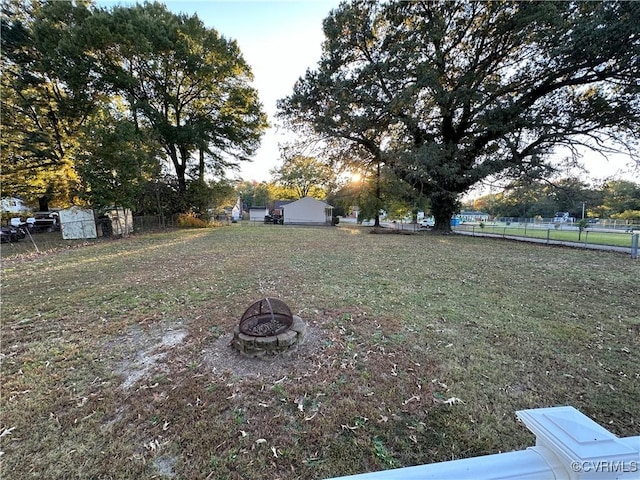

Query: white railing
[[327, 406, 640, 480]]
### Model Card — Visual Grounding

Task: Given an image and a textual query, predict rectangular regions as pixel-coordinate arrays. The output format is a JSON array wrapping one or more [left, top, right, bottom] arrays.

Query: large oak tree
[[90, 2, 268, 196], [279, 1, 640, 231]]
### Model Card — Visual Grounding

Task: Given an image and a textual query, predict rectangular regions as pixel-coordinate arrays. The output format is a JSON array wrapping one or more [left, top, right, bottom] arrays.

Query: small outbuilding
[[59, 207, 97, 239], [249, 206, 269, 222], [282, 197, 333, 225]]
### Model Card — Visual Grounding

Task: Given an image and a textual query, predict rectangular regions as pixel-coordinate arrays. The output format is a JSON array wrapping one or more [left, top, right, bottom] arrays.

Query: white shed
[[59, 207, 97, 239], [282, 197, 333, 225], [249, 206, 269, 222]]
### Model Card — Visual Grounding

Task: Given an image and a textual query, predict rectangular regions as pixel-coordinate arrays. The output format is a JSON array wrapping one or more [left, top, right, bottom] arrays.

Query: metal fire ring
[[239, 297, 293, 337]]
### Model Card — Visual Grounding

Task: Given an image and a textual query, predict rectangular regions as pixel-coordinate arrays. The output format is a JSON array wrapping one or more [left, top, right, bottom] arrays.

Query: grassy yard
[[1, 224, 638, 479], [457, 223, 636, 248]]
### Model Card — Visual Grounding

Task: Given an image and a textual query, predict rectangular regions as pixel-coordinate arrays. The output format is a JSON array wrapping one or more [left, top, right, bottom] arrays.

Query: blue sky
[[97, 0, 342, 182]]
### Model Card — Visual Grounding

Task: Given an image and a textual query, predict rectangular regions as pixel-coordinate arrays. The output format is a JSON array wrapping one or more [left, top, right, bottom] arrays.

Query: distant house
[[458, 210, 489, 222], [231, 196, 243, 220], [1, 197, 30, 213], [249, 206, 269, 222], [282, 197, 333, 225], [273, 200, 294, 218]]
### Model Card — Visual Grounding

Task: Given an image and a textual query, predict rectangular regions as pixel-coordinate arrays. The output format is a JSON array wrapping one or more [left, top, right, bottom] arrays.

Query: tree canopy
[[279, 0, 640, 231], [1, 0, 268, 213], [467, 178, 640, 221], [1, 0, 100, 210], [270, 154, 336, 199]]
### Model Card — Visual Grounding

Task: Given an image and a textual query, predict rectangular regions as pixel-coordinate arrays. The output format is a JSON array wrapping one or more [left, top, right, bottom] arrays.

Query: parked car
[[419, 217, 435, 229]]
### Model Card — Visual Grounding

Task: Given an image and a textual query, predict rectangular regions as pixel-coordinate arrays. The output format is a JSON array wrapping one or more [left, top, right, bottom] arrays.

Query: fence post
[[546, 229, 550, 244], [632, 233, 639, 259]]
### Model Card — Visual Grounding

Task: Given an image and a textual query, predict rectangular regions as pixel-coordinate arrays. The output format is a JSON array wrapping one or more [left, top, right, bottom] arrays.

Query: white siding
[[283, 197, 331, 224], [249, 207, 268, 222]]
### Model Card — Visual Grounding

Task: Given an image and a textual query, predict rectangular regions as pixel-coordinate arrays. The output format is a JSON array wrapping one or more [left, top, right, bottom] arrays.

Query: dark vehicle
[[264, 214, 283, 225], [0, 225, 22, 243]]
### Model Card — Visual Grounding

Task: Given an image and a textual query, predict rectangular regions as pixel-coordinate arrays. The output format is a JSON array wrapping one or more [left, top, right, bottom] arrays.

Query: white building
[[282, 197, 333, 225], [249, 206, 269, 222], [1, 197, 30, 213]]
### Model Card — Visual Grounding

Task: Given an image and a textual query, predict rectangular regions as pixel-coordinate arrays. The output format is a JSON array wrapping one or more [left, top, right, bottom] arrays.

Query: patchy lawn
[[1, 224, 638, 479]]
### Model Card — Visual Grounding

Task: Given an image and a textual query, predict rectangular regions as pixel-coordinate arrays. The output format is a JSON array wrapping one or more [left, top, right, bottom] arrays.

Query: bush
[[177, 213, 210, 228]]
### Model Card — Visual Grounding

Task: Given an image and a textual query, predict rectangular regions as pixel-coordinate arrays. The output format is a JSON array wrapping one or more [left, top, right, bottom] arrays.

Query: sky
[[97, 0, 637, 187]]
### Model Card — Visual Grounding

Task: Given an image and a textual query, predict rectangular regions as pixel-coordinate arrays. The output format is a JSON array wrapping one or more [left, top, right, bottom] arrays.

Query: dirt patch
[[203, 322, 326, 380], [111, 317, 327, 390], [113, 325, 189, 390]]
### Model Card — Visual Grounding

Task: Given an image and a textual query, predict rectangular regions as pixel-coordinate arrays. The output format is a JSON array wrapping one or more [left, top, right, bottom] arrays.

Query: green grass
[[1, 224, 638, 479], [458, 223, 635, 247]]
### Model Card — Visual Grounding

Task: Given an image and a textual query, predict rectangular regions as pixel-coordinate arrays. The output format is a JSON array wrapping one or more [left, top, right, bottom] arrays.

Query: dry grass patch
[[1, 224, 638, 479]]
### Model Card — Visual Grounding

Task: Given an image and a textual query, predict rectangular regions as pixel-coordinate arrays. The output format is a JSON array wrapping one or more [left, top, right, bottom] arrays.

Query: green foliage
[[270, 154, 336, 199], [78, 109, 161, 210], [600, 181, 640, 217], [1, 0, 100, 209], [466, 178, 640, 220], [251, 182, 271, 208], [577, 218, 589, 240], [186, 179, 236, 217], [90, 2, 268, 194], [1, 1, 268, 212], [279, 1, 640, 232]]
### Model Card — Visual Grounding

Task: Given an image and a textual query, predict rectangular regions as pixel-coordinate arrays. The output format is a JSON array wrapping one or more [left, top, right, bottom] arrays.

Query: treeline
[[465, 178, 640, 220], [1, 1, 267, 217]]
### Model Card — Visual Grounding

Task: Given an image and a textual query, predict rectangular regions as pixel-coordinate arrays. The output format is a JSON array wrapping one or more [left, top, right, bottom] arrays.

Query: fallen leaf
[[0, 427, 15, 438], [402, 395, 420, 405]]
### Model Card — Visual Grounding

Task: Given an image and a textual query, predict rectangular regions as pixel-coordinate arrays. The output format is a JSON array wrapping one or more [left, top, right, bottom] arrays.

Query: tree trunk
[[430, 190, 459, 233], [38, 195, 50, 212], [198, 148, 205, 181], [373, 160, 381, 227], [167, 144, 187, 195]]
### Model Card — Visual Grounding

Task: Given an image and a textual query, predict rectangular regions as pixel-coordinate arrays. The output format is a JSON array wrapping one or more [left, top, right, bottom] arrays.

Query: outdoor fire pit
[[232, 298, 306, 357]]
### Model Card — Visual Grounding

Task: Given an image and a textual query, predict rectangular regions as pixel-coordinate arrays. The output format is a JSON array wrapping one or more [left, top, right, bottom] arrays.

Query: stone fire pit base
[[231, 315, 306, 357]]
